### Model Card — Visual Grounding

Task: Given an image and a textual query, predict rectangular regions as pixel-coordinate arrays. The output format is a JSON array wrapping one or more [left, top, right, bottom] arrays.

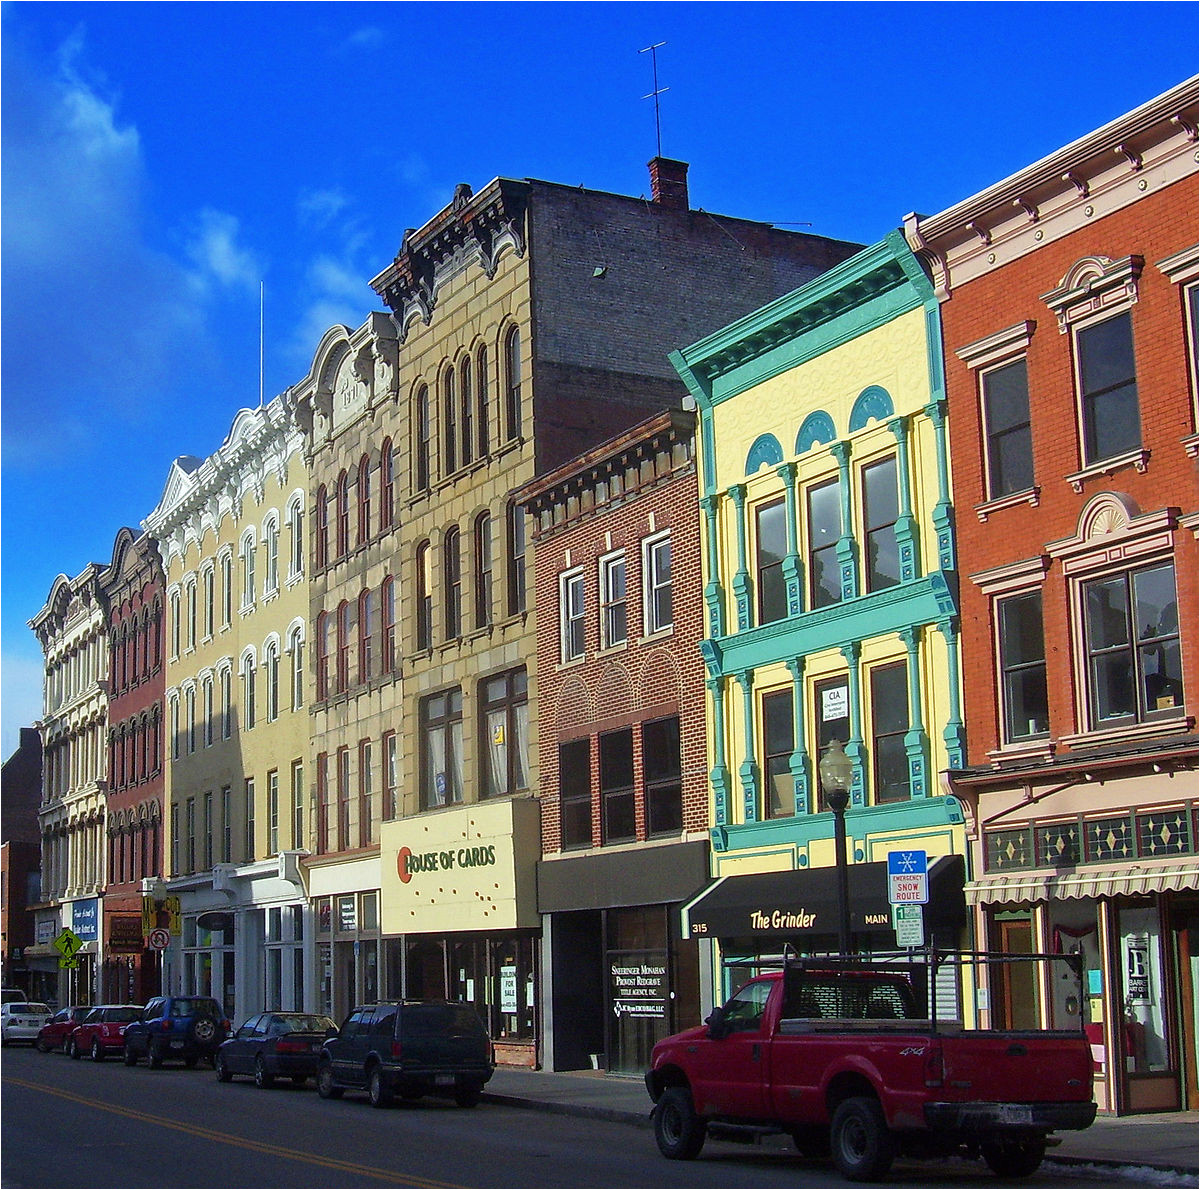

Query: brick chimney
[[648, 157, 689, 211]]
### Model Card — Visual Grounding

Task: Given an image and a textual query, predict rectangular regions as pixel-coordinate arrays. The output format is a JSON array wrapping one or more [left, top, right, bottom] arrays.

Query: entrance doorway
[[995, 917, 1038, 1030]]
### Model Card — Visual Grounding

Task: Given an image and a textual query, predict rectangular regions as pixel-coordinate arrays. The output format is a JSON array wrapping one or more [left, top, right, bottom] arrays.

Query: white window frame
[[240, 531, 257, 611], [599, 549, 627, 650], [263, 514, 280, 597], [559, 567, 585, 663], [286, 493, 305, 581], [642, 530, 673, 636]]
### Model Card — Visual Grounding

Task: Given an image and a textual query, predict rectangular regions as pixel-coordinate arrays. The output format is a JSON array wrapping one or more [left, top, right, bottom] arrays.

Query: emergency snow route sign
[[887, 849, 928, 904]]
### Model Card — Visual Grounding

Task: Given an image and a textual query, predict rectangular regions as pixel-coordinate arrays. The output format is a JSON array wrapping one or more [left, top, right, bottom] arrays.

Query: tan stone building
[[299, 161, 860, 1063], [143, 394, 311, 1020]]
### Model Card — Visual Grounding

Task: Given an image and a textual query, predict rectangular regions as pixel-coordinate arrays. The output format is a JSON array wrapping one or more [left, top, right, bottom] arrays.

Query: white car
[[1, 1001, 53, 1046]]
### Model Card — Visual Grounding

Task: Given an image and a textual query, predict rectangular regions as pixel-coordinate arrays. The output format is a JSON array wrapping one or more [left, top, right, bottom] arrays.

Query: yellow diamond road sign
[[53, 927, 83, 959]]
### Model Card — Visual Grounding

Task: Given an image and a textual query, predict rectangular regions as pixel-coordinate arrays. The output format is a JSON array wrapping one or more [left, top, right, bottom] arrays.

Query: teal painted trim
[[888, 417, 920, 583], [707, 675, 730, 827], [704, 571, 959, 679], [937, 618, 967, 770], [730, 484, 751, 632], [831, 442, 858, 601], [900, 621, 930, 800], [796, 411, 836, 454], [715, 795, 964, 856], [839, 640, 867, 807], [778, 463, 802, 617], [700, 496, 726, 639], [924, 398, 956, 572], [669, 347, 711, 409], [736, 671, 758, 823], [697, 404, 718, 499], [746, 434, 784, 475], [786, 656, 810, 813], [849, 386, 895, 432]]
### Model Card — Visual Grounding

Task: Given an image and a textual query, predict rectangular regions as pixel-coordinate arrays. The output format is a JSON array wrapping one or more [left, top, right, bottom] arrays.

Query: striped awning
[[965, 859, 1198, 906]]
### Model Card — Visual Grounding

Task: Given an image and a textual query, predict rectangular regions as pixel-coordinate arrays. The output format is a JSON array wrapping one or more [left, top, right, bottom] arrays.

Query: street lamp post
[[819, 739, 854, 956]]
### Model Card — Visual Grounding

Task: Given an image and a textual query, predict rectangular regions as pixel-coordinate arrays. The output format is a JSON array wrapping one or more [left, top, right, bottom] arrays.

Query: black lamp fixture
[[819, 738, 854, 956]]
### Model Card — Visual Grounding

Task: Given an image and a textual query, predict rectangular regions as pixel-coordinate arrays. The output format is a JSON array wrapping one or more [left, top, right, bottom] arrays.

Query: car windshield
[[170, 999, 217, 1017], [109, 1008, 141, 1023], [274, 1015, 336, 1034]]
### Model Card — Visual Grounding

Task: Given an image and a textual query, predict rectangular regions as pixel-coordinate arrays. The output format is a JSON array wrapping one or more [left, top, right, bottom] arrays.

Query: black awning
[[682, 855, 965, 939]]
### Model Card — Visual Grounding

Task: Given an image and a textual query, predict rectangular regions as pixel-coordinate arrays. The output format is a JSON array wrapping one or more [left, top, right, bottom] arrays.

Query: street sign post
[[892, 903, 925, 948], [887, 850, 929, 905]]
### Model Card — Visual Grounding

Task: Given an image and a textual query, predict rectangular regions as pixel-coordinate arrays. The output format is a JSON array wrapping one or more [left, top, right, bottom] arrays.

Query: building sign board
[[71, 898, 100, 942], [610, 956, 668, 1019]]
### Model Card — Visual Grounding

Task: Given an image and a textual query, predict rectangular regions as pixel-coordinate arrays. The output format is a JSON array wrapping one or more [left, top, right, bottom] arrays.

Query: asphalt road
[[0, 1045, 1142, 1189]]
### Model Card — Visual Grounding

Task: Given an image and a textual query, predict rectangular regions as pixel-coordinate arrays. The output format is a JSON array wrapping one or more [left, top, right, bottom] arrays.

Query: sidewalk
[[483, 1067, 1199, 1176]]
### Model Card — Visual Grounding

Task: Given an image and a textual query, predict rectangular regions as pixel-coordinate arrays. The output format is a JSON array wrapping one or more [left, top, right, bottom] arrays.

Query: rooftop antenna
[[639, 41, 668, 158], [258, 281, 264, 409]]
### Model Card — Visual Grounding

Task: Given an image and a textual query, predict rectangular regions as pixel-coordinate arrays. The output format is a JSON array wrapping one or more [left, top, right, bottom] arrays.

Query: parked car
[[317, 1000, 494, 1109], [123, 995, 230, 1068], [69, 1005, 143, 1061], [215, 1012, 338, 1088], [1, 1002, 53, 1046], [1, 988, 25, 1005], [35, 1005, 92, 1052]]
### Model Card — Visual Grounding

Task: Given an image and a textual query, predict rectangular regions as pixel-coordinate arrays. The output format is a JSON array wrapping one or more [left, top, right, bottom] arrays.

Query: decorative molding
[[975, 486, 1041, 522], [1064, 447, 1150, 492], [1041, 254, 1143, 334], [954, 320, 1036, 368]]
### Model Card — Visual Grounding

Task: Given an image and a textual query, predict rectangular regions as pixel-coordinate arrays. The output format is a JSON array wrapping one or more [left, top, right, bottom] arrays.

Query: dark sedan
[[215, 1012, 337, 1088]]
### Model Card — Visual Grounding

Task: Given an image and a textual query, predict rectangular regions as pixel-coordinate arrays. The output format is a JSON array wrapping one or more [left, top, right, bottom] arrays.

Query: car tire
[[255, 1055, 275, 1089], [316, 1061, 342, 1100], [36, 1035, 51, 1054], [653, 1086, 706, 1160], [981, 1137, 1046, 1179], [123, 1043, 138, 1066], [148, 1041, 164, 1069], [215, 1053, 232, 1083], [68, 1037, 81, 1060], [454, 1084, 482, 1109], [830, 1096, 896, 1182], [91, 1039, 104, 1063], [190, 1014, 218, 1047], [367, 1066, 393, 1109]]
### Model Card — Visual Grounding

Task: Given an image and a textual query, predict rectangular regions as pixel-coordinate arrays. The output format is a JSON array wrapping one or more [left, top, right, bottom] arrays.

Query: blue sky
[[2, 1, 1195, 756]]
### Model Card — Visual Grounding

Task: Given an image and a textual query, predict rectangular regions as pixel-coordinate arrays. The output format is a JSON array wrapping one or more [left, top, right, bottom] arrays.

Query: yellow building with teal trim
[[671, 232, 970, 991]]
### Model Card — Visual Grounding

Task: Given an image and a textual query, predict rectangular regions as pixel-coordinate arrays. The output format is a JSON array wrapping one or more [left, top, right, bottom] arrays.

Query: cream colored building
[[28, 565, 111, 1005], [143, 395, 312, 1020]]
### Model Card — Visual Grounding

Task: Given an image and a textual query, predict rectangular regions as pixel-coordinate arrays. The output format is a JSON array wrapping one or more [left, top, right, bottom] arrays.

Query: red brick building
[[906, 77, 1198, 1114], [97, 528, 167, 1003], [517, 408, 709, 1072]]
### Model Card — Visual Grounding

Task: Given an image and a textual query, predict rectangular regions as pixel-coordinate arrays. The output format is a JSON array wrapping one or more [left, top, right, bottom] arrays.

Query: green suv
[[123, 996, 230, 1068]]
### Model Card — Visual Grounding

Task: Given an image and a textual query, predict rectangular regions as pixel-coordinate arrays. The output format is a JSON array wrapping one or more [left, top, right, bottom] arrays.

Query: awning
[[965, 859, 1199, 906], [681, 855, 965, 940]]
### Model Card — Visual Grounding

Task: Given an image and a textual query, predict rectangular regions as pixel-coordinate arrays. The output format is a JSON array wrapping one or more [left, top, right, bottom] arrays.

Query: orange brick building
[[906, 77, 1198, 1114]]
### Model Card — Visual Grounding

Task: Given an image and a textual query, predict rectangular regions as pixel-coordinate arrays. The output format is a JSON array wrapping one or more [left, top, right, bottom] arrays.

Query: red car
[[35, 1006, 92, 1053], [69, 1005, 143, 1061]]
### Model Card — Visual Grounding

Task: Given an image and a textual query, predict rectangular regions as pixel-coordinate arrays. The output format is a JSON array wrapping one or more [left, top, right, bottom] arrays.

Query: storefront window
[[1119, 904, 1169, 1073]]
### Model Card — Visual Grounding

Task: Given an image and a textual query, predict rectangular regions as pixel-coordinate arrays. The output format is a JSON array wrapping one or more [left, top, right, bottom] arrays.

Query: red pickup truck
[[646, 952, 1096, 1182]]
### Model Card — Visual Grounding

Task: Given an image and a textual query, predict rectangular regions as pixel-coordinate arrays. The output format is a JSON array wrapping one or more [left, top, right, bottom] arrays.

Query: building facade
[[28, 566, 110, 1005], [143, 395, 312, 1023], [96, 527, 166, 1004], [671, 232, 969, 1001], [906, 77, 1199, 1113], [300, 161, 860, 1064], [1, 727, 43, 993], [518, 409, 710, 1074]]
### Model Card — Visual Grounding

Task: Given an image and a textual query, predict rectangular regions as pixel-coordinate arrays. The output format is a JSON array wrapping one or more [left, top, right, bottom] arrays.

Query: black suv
[[317, 1000, 493, 1108], [123, 995, 229, 1068]]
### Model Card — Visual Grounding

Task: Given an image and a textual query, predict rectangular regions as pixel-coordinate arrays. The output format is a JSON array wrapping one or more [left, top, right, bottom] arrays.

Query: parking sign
[[887, 850, 928, 904]]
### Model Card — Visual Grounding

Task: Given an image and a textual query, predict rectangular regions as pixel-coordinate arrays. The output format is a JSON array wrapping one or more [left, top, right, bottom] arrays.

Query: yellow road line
[[3, 1074, 459, 1187]]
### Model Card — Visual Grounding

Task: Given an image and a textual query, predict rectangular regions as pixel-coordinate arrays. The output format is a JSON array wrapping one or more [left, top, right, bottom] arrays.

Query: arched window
[[335, 471, 350, 558], [415, 385, 431, 492], [185, 685, 196, 753], [359, 589, 376, 682], [315, 485, 329, 569], [240, 652, 256, 731], [507, 499, 526, 615], [337, 600, 353, 692], [460, 355, 473, 468], [220, 553, 233, 627], [470, 345, 484, 458], [186, 580, 197, 649], [202, 675, 214, 746], [170, 589, 181, 656], [288, 496, 305, 578], [444, 366, 458, 475], [444, 526, 462, 640], [202, 567, 215, 638], [289, 625, 305, 710], [315, 612, 330, 701], [379, 440, 395, 531], [474, 511, 493, 629], [264, 517, 280, 594], [357, 456, 372, 545], [381, 576, 396, 673], [219, 668, 232, 740], [504, 325, 522, 440], [264, 640, 280, 721], [416, 542, 432, 650], [241, 532, 257, 608]]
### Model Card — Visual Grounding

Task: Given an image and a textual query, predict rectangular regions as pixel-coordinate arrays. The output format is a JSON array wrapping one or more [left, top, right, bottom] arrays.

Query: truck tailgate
[[939, 1032, 1092, 1103]]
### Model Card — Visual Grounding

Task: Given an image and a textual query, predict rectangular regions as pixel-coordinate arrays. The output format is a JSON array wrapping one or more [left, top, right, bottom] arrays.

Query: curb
[[482, 1092, 1199, 1177]]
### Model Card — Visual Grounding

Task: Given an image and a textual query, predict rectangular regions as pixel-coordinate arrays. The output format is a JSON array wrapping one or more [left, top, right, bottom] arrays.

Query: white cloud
[[185, 208, 261, 294], [297, 187, 351, 231], [337, 26, 386, 54]]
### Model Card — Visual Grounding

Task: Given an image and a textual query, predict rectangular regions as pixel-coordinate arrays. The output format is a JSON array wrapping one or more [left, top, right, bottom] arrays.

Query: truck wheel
[[123, 1044, 138, 1066], [653, 1087, 706, 1160], [830, 1096, 895, 1182], [981, 1137, 1046, 1178], [316, 1061, 343, 1100], [367, 1066, 393, 1108], [148, 1041, 164, 1069], [91, 1039, 104, 1063]]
